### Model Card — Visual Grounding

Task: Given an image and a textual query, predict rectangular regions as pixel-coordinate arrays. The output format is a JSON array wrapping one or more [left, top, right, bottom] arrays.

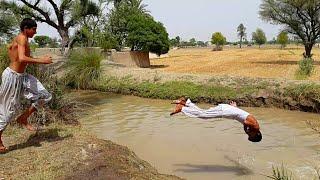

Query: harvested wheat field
[[150, 45, 320, 80]]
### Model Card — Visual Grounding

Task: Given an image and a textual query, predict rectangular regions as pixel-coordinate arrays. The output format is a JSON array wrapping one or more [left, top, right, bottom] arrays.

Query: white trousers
[[0, 67, 52, 131]]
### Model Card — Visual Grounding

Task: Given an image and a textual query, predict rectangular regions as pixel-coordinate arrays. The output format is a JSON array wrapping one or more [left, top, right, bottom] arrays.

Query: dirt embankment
[[0, 124, 182, 180], [103, 64, 320, 113]]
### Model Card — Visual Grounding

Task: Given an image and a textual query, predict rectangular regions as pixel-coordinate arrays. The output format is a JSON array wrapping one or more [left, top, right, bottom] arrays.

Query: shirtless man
[[170, 97, 262, 142], [0, 18, 53, 153]]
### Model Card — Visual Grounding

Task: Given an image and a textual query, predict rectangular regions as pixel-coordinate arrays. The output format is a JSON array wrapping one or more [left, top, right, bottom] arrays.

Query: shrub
[[266, 165, 294, 180], [64, 49, 103, 89], [296, 58, 314, 79], [0, 45, 10, 74]]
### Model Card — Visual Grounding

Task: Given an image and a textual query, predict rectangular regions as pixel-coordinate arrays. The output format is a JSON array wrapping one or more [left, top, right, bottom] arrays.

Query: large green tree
[[108, 0, 149, 50], [237, 23, 246, 48], [260, 0, 320, 58], [252, 28, 267, 48], [126, 14, 170, 56], [211, 32, 226, 50], [0, 0, 99, 54]]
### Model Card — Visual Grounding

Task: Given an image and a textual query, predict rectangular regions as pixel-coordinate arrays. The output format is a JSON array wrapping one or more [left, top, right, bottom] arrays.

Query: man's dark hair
[[248, 131, 262, 142], [20, 18, 37, 31]]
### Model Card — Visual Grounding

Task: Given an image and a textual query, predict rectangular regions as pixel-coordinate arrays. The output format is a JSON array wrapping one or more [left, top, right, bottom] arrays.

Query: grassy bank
[[0, 123, 181, 180], [94, 75, 320, 113]]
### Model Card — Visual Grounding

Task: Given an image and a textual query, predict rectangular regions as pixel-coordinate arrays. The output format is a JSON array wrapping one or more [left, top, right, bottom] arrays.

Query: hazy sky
[[37, 0, 283, 42]]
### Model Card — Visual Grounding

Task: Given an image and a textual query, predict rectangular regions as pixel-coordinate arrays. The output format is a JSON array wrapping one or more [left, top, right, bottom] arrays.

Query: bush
[[64, 49, 103, 89], [296, 58, 314, 79], [266, 165, 294, 180], [0, 45, 10, 74]]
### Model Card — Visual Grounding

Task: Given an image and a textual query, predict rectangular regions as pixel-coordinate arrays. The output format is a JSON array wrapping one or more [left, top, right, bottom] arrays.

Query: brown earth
[[0, 124, 182, 180], [150, 46, 320, 80]]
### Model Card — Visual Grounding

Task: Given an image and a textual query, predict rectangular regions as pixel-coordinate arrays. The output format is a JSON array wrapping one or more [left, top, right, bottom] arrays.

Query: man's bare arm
[[17, 36, 52, 64]]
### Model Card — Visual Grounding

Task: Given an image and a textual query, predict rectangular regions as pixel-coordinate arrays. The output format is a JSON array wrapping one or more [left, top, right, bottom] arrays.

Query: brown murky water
[[75, 91, 320, 180]]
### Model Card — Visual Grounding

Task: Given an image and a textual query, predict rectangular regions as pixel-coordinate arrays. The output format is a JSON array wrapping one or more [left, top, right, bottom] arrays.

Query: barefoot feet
[[16, 114, 37, 131], [229, 101, 237, 107]]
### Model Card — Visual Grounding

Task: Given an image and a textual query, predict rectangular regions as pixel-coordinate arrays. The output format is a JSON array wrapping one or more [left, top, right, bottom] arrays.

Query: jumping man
[[170, 97, 262, 142], [0, 18, 53, 153]]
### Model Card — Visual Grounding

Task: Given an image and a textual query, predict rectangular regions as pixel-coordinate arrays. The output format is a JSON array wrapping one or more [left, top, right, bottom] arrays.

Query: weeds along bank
[[96, 63, 320, 113]]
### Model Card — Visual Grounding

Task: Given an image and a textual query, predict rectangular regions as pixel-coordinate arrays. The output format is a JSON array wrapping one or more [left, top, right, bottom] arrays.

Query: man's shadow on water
[[174, 155, 254, 176], [8, 128, 73, 152]]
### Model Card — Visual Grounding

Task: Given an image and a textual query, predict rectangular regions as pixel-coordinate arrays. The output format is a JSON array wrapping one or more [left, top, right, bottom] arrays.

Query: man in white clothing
[[170, 97, 262, 142]]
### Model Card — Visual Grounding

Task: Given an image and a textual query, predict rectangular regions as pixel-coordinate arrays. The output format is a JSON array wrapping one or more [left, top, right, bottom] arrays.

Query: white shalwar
[[0, 67, 52, 131], [181, 99, 249, 124]]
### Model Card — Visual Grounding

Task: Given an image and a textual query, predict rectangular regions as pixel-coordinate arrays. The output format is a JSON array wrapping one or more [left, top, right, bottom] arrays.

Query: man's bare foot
[[229, 101, 237, 107], [16, 114, 37, 131], [0, 145, 8, 154]]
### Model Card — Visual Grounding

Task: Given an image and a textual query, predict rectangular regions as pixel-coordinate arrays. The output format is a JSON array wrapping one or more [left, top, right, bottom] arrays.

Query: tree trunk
[[239, 36, 242, 49], [304, 44, 313, 58], [58, 29, 70, 56]]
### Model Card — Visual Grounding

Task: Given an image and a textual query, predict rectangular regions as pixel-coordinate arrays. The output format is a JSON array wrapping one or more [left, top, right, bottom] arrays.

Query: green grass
[[266, 165, 294, 180], [64, 49, 103, 89], [96, 76, 259, 102]]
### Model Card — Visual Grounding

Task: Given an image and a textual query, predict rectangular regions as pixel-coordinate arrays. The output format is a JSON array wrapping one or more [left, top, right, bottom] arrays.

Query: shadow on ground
[[149, 65, 169, 69], [174, 155, 254, 176], [8, 128, 73, 152]]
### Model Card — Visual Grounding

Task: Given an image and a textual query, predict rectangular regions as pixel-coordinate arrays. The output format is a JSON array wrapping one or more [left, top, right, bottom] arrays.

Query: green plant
[[266, 165, 294, 180], [0, 45, 9, 74], [295, 58, 314, 79], [64, 49, 103, 89]]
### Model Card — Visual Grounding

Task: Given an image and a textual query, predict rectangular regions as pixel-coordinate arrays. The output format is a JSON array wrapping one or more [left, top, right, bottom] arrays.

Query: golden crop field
[[150, 45, 320, 80]]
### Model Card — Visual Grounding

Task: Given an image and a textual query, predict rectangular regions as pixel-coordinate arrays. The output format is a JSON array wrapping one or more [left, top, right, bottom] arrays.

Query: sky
[[37, 0, 283, 42]]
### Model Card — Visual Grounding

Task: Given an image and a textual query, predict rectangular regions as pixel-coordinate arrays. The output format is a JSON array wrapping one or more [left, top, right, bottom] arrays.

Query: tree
[[277, 31, 289, 49], [189, 38, 197, 46], [252, 28, 267, 48], [0, 9, 19, 42], [260, 0, 320, 58], [169, 36, 181, 47], [126, 14, 170, 56], [237, 23, 246, 48], [34, 35, 50, 48], [211, 32, 226, 51], [108, 0, 149, 50], [0, 0, 100, 55], [197, 41, 206, 47]]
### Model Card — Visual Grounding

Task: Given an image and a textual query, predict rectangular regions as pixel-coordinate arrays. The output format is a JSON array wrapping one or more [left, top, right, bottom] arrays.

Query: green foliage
[[108, 0, 149, 49], [95, 76, 263, 102], [34, 36, 51, 48], [169, 36, 181, 47], [189, 38, 197, 46], [0, 9, 19, 41], [211, 32, 226, 50], [277, 31, 289, 49], [266, 165, 294, 180], [64, 49, 103, 89], [295, 58, 314, 79], [97, 32, 118, 51], [252, 28, 267, 48], [237, 23, 246, 48], [126, 14, 170, 55], [260, 0, 320, 57], [0, 45, 9, 74]]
